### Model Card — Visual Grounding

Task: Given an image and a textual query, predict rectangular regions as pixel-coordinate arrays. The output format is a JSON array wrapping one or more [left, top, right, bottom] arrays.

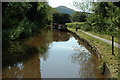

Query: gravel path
[[81, 31, 120, 49]]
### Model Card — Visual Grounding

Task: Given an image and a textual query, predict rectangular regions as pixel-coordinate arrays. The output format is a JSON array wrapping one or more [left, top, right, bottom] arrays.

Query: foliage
[[86, 2, 119, 37], [3, 42, 39, 67], [56, 6, 75, 15], [2, 2, 31, 30], [2, 2, 53, 41], [73, 1, 92, 13], [68, 28, 119, 78], [71, 11, 87, 22], [53, 12, 71, 25], [66, 22, 84, 29], [72, 2, 120, 37], [2, 2, 54, 65]]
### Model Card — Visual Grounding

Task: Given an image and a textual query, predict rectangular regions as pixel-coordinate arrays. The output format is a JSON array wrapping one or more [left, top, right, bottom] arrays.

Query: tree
[[71, 11, 87, 22], [72, 0, 93, 13], [72, 1, 120, 37], [2, 2, 54, 41], [53, 12, 71, 25], [2, 2, 31, 30]]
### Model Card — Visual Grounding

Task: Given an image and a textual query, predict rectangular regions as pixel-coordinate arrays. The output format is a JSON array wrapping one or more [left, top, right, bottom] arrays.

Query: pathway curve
[[81, 31, 120, 49]]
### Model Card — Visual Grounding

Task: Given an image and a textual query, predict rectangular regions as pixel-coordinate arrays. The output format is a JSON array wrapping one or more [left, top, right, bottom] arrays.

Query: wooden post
[[112, 36, 114, 55], [76, 28, 77, 31], [76, 23, 78, 31], [102, 62, 106, 75]]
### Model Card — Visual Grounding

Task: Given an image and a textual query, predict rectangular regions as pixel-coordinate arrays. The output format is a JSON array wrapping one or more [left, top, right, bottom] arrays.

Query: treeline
[[3, 2, 120, 40], [67, 2, 120, 37], [2, 2, 53, 42], [2, 2, 54, 67], [85, 2, 120, 37], [71, 12, 87, 22], [53, 12, 71, 25]]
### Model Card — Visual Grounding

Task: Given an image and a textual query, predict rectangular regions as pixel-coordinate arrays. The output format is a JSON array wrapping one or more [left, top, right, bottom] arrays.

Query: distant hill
[[55, 6, 75, 15]]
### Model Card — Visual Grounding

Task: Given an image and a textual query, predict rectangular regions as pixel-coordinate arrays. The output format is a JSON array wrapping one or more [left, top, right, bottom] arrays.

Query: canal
[[2, 30, 106, 78]]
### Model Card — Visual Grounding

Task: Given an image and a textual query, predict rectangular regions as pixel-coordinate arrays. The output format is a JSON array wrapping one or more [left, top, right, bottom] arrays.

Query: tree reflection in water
[[52, 30, 70, 42], [2, 30, 53, 78], [71, 47, 104, 78], [2, 42, 39, 68], [3, 53, 41, 78], [2, 30, 105, 78]]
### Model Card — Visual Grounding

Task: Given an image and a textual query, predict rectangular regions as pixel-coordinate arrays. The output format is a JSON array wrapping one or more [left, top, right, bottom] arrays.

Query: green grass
[[87, 31, 119, 44], [66, 22, 84, 29], [68, 28, 119, 78], [66, 22, 119, 44]]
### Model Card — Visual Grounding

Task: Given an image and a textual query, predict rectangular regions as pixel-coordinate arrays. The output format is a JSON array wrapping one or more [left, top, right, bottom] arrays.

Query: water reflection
[[53, 30, 70, 42], [2, 30, 106, 78], [2, 42, 39, 67], [3, 54, 41, 78], [41, 37, 105, 78], [71, 51, 104, 78], [2, 30, 53, 78]]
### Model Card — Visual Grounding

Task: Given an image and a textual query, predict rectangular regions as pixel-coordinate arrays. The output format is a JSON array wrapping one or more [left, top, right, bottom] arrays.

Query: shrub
[[66, 22, 85, 29]]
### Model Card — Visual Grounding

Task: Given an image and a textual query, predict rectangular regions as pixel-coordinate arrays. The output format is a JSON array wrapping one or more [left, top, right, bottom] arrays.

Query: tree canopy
[[71, 11, 87, 22], [72, 2, 120, 37], [2, 2, 53, 41], [53, 12, 71, 25]]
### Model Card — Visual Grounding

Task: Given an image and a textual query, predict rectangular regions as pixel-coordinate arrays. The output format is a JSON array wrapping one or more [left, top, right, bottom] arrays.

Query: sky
[[48, 0, 81, 11]]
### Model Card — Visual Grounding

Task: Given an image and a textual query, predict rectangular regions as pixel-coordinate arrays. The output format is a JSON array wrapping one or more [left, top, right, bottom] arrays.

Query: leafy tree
[[2, 2, 31, 30], [72, 1, 120, 37], [2, 2, 53, 41], [26, 2, 38, 21], [71, 11, 87, 22], [53, 12, 71, 25]]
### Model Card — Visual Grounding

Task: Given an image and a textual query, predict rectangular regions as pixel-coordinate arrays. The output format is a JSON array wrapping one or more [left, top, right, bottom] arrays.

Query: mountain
[[55, 6, 75, 15]]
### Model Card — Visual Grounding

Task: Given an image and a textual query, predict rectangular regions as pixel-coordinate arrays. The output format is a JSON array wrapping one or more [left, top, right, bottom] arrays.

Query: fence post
[[76, 23, 78, 31], [112, 36, 115, 55], [76, 28, 78, 31]]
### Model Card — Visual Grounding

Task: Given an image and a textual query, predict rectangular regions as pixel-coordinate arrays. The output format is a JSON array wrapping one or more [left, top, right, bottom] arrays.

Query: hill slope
[[55, 6, 75, 15]]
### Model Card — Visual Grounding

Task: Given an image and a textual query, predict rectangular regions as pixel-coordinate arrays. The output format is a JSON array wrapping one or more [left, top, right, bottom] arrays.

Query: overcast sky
[[48, 0, 81, 11]]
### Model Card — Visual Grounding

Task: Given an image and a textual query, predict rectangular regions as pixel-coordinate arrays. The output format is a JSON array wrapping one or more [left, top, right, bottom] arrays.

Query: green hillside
[[56, 6, 75, 15]]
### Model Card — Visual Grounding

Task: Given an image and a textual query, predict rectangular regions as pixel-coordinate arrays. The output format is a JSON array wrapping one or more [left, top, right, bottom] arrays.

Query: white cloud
[[48, 0, 81, 11]]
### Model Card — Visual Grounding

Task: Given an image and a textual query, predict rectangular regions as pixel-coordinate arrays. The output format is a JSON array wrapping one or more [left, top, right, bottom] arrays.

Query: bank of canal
[[3, 30, 108, 78]]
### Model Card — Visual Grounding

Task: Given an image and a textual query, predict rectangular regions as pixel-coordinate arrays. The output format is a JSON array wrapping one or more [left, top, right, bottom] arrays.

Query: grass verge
[[87, 31, 119, 44], [68, 28, 119, 78]]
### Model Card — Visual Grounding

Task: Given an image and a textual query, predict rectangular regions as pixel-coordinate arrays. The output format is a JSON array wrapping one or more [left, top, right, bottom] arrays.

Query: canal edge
[[67, 30, 112, 78]]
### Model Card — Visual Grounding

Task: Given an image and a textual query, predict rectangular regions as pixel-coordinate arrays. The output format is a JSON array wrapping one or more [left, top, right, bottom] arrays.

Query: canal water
[[2, 30, 106, 78]]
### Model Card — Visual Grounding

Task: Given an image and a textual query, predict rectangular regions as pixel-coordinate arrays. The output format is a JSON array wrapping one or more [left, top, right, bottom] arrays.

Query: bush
[[66, 22, 84, 29], [81, 24, 91, 31]]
